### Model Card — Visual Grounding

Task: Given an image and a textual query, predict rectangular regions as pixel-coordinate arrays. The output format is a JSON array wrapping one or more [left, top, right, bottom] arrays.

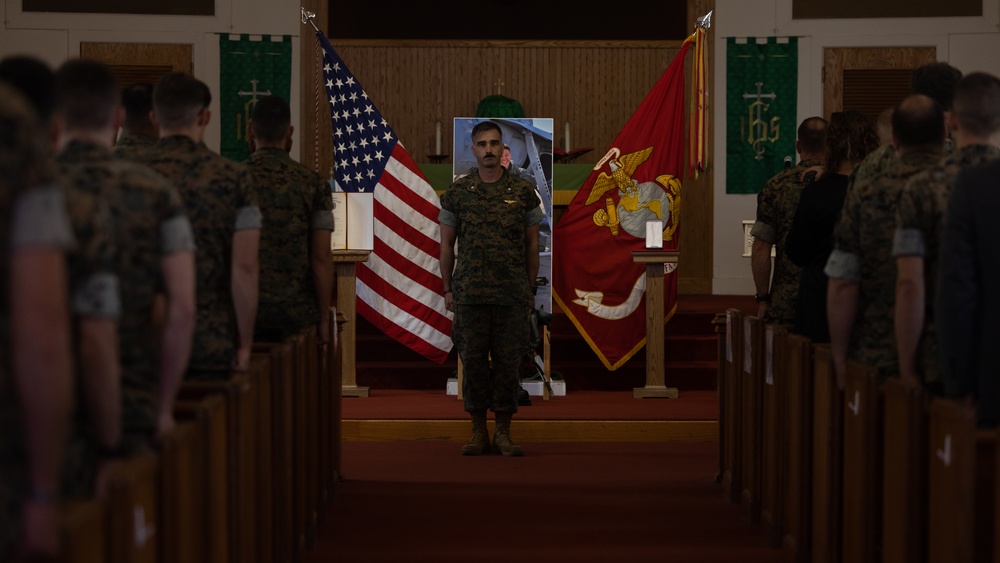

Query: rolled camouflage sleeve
[[893, 177, 927, 258], [826, 180, 863, 282], [234, 166, 262, 230], [10, 184, 75, 249]]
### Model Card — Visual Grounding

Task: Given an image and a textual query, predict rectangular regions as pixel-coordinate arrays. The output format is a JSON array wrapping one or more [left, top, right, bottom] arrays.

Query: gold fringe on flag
[[685, 12, 711, 179]]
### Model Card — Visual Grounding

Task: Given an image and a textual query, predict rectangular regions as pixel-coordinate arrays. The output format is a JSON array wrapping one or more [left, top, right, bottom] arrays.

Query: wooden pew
[[928, 398, 997, 563], [104, 453, 159, 563], [301, 326, 321, 547], [173, 393, 228, 563], [329, 310, 347, 487], [841, 360, 881, 563], [810, 343, 842, 563], [157, 419, 206, 563], [252, 352, 275, 562], [59, 499, 107, 563], [713, 312, 728, 486], [178, 372, 257, 563], [759, 323, 789, 547], [740, 315, 764, 522], [722, 308, 744, 503], [253, 339, 295, 563], [285, 330, 310, 554], [881, 378, 928, 563], [782, 333, 813, 562]]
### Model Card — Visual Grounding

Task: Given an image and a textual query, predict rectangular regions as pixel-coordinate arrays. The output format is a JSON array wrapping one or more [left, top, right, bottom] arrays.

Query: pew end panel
[[722, 308, 744, 503], [174, 393, 229, 563], [59, 499, 107, 563], [781, 333, 814, 562], [841, 360, 882, 563], [760, 323, 790, 548], [810, 343, 843, 563], [156, 418, 206, 563], [740, 315, 765, 523], [881, 378, 928, 563], [104, 453, 159, 563]]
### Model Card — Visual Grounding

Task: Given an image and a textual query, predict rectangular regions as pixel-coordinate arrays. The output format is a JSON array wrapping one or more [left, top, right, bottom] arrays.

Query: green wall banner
[[726, 37, 797, 194], [219, 34, 291, 162]]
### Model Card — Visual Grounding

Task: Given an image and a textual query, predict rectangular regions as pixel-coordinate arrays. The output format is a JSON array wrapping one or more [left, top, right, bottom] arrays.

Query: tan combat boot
[[461, 410, 490, 456], [492, 412, 524, 456]]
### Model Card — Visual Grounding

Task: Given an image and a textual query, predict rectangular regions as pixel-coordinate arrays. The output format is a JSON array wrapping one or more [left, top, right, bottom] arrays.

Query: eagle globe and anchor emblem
[[571, 146, 681, 320]]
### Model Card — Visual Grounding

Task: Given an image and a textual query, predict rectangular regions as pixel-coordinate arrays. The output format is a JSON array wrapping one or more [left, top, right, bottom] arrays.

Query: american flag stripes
[[315, 30, 453, 364]]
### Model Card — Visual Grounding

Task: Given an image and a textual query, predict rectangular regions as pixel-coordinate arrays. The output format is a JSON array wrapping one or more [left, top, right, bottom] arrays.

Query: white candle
[[435, 122, 442, 155], [564, 121, 571, 152]]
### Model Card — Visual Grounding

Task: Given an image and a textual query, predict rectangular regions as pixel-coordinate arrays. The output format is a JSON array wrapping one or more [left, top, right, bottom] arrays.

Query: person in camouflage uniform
[[826, 95, 945, 384], [54, 60, 197, 453], [751, 117, 827, 323], [893, 72, 1000, 394], [439, 121, 542, 457], [113, 82, 158, 162], [0, 78, 76, 563], [246, 95, 334, 344], [138, 72, 261, 379], [849, 62, 964, 189]]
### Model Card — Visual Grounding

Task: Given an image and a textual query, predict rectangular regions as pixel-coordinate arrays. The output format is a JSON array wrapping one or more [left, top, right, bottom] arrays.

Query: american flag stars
[[320, 57, 395, 192]]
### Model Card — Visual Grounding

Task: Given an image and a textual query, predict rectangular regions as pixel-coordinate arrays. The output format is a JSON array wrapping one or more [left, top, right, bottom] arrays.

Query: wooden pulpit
[[332, 250, 371, 397], [631, 250, 679, 399]]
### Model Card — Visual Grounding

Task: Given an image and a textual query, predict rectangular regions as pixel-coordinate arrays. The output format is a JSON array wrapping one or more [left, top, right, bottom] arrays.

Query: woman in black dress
[[786, 111, 880, 342]]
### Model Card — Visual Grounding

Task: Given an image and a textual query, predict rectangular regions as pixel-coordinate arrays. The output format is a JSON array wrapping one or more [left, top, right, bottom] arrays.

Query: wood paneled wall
[[300, 0, 715, 294]]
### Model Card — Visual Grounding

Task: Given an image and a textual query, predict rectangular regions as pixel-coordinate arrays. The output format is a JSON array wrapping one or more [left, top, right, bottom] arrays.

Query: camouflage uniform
[[0, 182, 75, 560], [138, 135, 260, 378], [893, 144, 1000, 387], [113, 133, 156, 163], [826, 150, 941, 380], [751, 159, 822, 324], [245, 147, 333, 339], [439, 168, 543, 414], [58, 140, 195, 443], [57, 148, 124, 499]]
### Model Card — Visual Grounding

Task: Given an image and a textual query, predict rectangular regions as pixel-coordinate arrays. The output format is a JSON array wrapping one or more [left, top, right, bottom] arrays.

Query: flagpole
[[301, 7, 319, 32]]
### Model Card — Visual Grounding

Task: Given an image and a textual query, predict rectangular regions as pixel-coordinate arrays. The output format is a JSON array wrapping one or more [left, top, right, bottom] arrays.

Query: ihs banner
[[725, 37, 797, 194], [219, 34, 292, 162]]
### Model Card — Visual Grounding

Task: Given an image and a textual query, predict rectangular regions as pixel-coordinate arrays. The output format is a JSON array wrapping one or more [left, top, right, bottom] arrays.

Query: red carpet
[[305, 441, 785, 563], [341, 389, 719, 421]]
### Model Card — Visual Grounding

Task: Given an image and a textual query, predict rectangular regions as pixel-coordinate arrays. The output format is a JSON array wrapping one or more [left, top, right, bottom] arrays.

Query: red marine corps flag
[[552, 38, 694, 371]]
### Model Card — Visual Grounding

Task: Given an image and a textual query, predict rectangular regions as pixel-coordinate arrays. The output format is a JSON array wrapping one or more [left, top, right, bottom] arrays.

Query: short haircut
[[153, 72, 211, 130], [250, 95, 291, 144], [121, 81, 154, 127], [54, 58, 119, 131], [911, 62, 963, 110], [471, 120, 502, 140], [0, 55, 56, 123], [825, 110, 880, 174], [797, 116, 828, 155], [892, 94, 945, 149], [951, 72, 1000, 138]]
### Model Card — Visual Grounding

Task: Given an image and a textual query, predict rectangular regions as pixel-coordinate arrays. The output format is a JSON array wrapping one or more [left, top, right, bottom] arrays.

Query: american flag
[[315, 30, 453, 364]]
